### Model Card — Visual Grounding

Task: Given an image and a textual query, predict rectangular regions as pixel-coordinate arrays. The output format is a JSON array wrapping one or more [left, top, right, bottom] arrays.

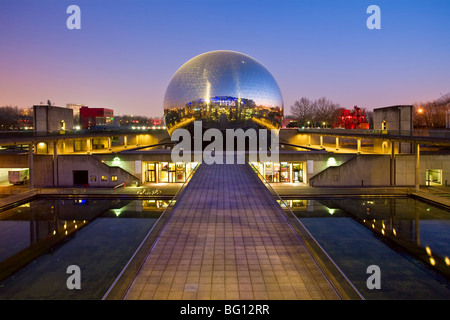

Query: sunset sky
[[1, 0, 449, 117]]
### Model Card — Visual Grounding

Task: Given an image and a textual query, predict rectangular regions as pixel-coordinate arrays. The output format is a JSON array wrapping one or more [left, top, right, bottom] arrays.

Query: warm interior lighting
[[445, 257, 450, 266], [426, 246, 432, 256]]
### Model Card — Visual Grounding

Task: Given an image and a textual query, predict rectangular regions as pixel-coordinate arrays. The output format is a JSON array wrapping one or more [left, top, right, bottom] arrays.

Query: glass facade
[[251, 162, 305, 183], [144, 162, 197, 183], [163, 50, 283, 134]]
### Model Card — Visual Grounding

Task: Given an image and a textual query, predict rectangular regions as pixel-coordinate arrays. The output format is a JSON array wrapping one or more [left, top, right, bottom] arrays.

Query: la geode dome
[[163, 50, 283, 134]]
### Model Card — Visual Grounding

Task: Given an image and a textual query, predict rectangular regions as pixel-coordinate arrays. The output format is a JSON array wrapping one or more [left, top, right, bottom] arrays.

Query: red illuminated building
[[334, 106, 369, 129], [80, 107, 114, 129]]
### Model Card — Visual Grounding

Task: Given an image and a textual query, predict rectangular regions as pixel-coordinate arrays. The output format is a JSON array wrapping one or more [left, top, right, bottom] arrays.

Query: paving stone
[[124, 162, 339, 300]]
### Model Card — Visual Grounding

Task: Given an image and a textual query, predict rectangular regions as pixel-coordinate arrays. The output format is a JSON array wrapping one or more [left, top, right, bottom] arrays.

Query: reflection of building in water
[[142, 199, 172, 210], [163, 50, 283, 135]]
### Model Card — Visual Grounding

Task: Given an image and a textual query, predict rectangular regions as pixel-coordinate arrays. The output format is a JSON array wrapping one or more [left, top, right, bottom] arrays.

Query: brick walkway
[[124, 162, 339, 300]]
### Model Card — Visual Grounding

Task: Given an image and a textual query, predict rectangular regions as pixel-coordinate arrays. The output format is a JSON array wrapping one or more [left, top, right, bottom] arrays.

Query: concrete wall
[[0, 154, 28, 168], [309, 154, 391, 187], [34, 155, 54, 187], [373, 105, 413, 132], [373, 105, 413, 154], [33, 105, 74, 132], [57, 155, 139, 187], [395, 154, 450, 186]]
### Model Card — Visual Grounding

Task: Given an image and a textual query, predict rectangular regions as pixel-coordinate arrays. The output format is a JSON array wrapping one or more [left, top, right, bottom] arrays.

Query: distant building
[[282, 118, 298, 128], [33, 105, 74, 132], [149, 117, 165, 127], [66, 103, 86, 116], [66, 103, 87, 120], [80, 107, 114, 129]]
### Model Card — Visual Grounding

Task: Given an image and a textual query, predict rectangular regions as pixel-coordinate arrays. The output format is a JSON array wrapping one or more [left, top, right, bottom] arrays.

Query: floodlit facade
[[163, 50, 283, 134]]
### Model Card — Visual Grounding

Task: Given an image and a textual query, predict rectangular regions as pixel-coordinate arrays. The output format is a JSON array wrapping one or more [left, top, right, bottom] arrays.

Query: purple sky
[[1, 0, 449, 117]]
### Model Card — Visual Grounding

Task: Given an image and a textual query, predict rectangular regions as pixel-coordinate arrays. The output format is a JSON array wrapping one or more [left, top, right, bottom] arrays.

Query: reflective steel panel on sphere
[[163, 50, 283, 135]]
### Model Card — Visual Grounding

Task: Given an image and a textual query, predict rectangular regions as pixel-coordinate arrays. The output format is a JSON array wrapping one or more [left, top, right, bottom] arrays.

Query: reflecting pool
[[282, 197, 450, 299], [0, 197, 169, 299]]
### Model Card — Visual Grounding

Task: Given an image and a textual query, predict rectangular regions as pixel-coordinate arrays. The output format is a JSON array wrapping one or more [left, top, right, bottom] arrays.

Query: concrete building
[[373, 105, 413, 153], [66, 103, 86, 118], [373, 105, 413, 132], [80, 107, 114, 129], [33, 105, 74, 132]]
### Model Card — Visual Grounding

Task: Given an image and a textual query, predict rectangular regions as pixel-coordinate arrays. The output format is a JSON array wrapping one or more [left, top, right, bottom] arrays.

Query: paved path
[[124, 162, 339, 300]]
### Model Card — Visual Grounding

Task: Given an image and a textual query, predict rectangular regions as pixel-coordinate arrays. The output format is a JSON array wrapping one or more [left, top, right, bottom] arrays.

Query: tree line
[[414, 93, 450, 128], [288, 96, 340, 128], [0, 105, 33, 131]]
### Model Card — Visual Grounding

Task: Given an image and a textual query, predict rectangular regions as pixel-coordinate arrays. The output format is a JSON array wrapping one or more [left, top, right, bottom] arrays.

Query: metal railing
[[297, 128, 450, 139], [249, 162, 365, 300]]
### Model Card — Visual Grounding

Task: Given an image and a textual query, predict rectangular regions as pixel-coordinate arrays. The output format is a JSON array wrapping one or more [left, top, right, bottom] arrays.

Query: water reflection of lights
[[52, 220, 87, 237], [280, 198, 450, 274], [142, 200, 173, 209]]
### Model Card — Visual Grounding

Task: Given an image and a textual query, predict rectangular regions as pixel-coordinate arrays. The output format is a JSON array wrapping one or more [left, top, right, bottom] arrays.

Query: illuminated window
[[90, 175, 97, 182], [101, 175, 107, 181], [111, 176, 118, 181]]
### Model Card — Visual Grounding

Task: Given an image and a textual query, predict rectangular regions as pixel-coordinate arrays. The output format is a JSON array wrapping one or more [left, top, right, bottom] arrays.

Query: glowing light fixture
[[327, 157, 337, 166]]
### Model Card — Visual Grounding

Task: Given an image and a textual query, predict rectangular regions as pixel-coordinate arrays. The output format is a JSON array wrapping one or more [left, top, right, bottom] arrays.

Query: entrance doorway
[[426, 169, 442, 186], [73, 170, 88, 185], [292, 162, 303, 182], [146, 163, 156, 182]]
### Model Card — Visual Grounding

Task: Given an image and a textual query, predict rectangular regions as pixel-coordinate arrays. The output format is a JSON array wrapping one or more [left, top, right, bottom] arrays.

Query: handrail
[[113, 182, 125, 189], [102, 162, 200, 300], [249, 162, 365, 300]]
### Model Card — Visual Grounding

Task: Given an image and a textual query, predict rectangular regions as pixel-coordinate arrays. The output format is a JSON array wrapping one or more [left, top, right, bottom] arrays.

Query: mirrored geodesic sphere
[[163, 50, 283, 135]]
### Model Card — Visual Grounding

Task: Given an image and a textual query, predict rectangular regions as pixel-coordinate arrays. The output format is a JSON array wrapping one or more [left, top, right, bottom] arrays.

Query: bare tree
[[313, 97, 340, 127], [290, 97, 315, 127], [414, 93, 450, 128], [0, 105, 20, 130], [290, 96, 340, 127]]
